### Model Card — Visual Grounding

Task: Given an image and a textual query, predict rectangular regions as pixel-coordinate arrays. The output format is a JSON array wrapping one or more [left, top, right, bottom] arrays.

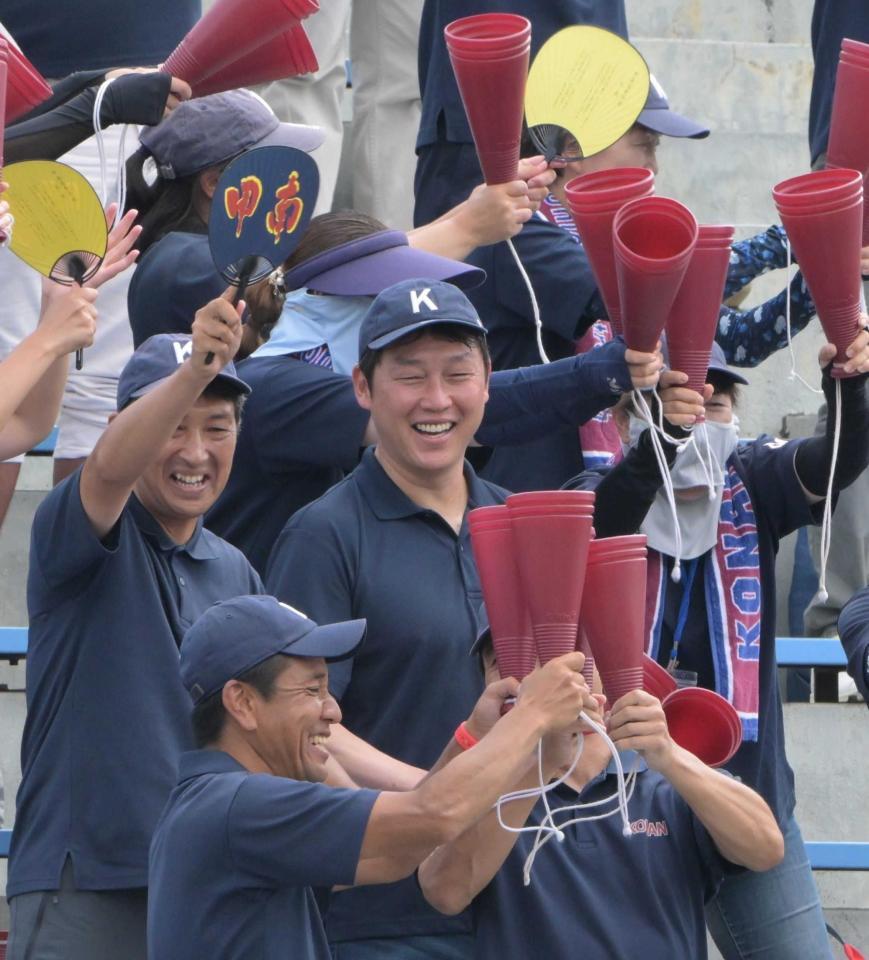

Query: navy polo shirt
[[148, 750, 378, 960], [575, 438, 818, 825], [210, 347, 631, 573], [417, 0, 628, 149], [265, 447, 506, 941], [472, 764, 730, 960], [8, 472, 263, 897], [128, 232, 222, 348]]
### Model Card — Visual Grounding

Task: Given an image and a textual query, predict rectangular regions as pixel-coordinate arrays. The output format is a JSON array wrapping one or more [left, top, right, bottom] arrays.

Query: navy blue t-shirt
[[472, 767, 730, 960], [8, 473, 263, 897], [837, 586, 869, 705], [265, 448, 506, 942], [809, 0, 869, 165], [0, 0, 200, 77], [417, 0, 628, 149], [128, 232, 222, 348], [148, 750, 378, 960], [576, 438, 818, 824], [209, 344, 631, 573]]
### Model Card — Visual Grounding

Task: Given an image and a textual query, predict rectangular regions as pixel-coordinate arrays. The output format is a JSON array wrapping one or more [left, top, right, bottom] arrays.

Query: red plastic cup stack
[[613, 195, 699, 354], [827, 37, 869, 245], [0, 36, 52, 124], [506, 490, 595, 664], [773, 168, 864, 374], [468, 505, 536, 685], [579, 535, 647, 704], [161, 0, 319, 92], [661, 686, 742, 768], [563, 167, 656, 336], [666, 224, 735, 417], [444, 14, 531, 185], [192, 23, 318, 96]]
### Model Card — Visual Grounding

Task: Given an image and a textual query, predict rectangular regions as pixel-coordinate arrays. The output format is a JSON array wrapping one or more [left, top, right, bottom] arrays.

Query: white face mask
[[630, 415, 740, 561]]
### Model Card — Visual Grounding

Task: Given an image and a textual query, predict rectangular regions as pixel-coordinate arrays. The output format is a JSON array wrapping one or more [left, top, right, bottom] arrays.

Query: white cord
[[814, 376, 842, 604], [507, 236, 550, 364], [784, 236, 824, 396], [92, 77, 130, 220]]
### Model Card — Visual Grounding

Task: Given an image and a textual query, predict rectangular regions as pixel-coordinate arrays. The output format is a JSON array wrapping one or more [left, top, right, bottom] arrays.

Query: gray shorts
[[7, 860, 147, 960]]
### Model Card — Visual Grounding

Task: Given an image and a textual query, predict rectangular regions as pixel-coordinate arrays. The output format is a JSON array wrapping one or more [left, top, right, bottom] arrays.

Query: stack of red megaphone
[[161, 0, 319, 97], [826, 37, 869, 246], [0, 35, 52, 125], [469, 494, 742, 767], [773, 167, 865, 374], [444, 13, 531, 185]]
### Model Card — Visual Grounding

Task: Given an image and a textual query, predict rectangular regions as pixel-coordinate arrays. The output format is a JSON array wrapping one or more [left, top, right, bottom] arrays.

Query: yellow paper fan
[[525, 26, 650, 160], [3, 160, 107, 283]]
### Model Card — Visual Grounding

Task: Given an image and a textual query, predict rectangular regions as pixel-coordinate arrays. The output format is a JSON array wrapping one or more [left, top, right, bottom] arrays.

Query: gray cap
[[138, 89, 323, 179]]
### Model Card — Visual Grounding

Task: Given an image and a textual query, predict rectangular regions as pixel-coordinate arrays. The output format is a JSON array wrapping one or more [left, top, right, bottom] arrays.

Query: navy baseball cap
[[661, 338, 748, 386], [358, 278, 487, 355], [117, 334, 251, 410], [637, 74, 709, 139], [180, 595, 367, 705], [138, 89, 324, 180]]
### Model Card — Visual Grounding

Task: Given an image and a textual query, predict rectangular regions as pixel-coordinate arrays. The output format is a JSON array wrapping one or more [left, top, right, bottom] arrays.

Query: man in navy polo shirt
[[148, 594, 594, 960], [6, 294, 263, 960], [268, 278, 590, 958], [418, 634, 784, 960]]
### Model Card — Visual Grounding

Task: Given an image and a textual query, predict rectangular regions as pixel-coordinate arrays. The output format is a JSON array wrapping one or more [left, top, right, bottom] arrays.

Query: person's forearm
[[478, 341, 631, 447], [408, 209, 477, 261], [326, 723, 424, 791], [795, 371, 869, 496], [0, 330, 67, 459], [419, 763, 542, 915], [656, 746, 783, 870]]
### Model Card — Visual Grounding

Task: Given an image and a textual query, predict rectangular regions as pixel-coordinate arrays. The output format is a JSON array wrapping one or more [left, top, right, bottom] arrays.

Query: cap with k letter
[[358, 277, 487, 355], [116, 333, 251, 411]]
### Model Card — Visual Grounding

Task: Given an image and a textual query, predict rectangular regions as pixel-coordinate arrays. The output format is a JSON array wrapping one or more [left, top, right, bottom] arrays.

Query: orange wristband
[[454, 721, 479, 751]]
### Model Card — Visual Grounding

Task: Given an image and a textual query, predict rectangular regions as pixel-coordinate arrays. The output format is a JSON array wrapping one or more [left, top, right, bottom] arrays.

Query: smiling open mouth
[[412, 422, 455, 436], [171, 473, 207, 489]]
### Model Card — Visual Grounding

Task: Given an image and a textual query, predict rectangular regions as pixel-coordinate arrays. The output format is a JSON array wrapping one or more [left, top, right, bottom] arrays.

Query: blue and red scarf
[[644, 463, 761, 740]]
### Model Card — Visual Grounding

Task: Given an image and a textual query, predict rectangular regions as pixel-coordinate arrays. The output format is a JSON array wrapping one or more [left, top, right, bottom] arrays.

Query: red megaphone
[[191, 24, 318, 97], [161, 0, 319, 91], [563, 167, 656, 335], [827, 38, 869, 245], [0, 36, 52, 124], [445, 14, 531, 185], [773, 168, 864, 374], [580, 536, 647, 704], [666, 224, 735, 412], [468, 506, 536, 683], [613, 195, 698, 353], [0, 56, 7, 166]]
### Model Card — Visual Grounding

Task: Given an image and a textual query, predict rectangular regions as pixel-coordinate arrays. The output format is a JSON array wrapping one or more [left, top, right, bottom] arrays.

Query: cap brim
[[127, 369, 252, 405], [638, 108, 709, 139], [286, 618, 367, 662], [367, 316, 487, 351], [307, 243, 486, 297], [257, 121, 325, 154], [707, 361, 749, 386]]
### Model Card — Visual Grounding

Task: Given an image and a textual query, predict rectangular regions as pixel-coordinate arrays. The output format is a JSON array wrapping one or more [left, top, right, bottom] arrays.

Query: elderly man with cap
[[263, 277, 638, 958], [565, 336, 869, 959], [5, 294, 263, 960], [147, 594, 594, 960]]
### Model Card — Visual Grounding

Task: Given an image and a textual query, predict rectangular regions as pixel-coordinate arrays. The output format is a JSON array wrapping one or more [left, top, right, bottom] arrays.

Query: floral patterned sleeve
[[724, 224, 791, 298], [715, 270, 816, 367]]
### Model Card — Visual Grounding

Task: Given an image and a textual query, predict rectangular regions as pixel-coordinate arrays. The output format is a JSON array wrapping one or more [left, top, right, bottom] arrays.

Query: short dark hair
[[202, 378, 247, 425], [357, 326, 491, 390], [707, 371, 741, 406], [190, 652, 289, 748]]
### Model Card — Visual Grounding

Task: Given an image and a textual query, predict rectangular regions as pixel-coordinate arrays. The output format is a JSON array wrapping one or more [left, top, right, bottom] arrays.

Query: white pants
[[257, 0, 423, 230], [0, 126, 135, 460]]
